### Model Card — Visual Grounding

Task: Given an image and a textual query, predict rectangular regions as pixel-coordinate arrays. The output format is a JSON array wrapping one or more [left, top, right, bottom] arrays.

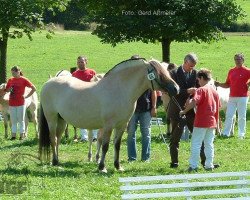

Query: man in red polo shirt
[[72, 56, 97, 141], [215, 53, 250, 139]]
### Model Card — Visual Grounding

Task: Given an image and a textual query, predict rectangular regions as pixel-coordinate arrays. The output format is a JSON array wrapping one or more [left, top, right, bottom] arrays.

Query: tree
[[83, 0, 244, 62], [44, 0, 89, 31], [0, 0, 69, 83]]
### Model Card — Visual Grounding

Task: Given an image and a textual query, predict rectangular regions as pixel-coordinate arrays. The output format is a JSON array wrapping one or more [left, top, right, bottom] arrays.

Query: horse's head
[[148, 60, 179, 97]]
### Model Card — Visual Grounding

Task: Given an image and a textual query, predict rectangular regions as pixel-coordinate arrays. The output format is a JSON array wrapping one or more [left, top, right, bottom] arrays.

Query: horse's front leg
[[3, 113, 9, 139], [96, 129, 103, 163], [64, 124, 69, 139], [99, 127, 112, 173], [24, 113, 29, 138], [48, 125, 58, 165], [113, 126, 126, 172], [88, 130, 93, 162]]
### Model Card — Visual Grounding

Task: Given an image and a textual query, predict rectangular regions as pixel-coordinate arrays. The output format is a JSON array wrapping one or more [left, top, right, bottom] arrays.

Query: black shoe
[[10, 137, 16, 140], [170, 163, 179, 168], [214, 163, 220, 169], [92, 138, 97, 142], [187, 167, 198, 173]]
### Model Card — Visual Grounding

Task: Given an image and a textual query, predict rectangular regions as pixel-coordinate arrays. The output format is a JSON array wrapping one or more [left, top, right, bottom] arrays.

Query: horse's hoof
[[117, 167, 125, 172], [99, 168, 107, 173]]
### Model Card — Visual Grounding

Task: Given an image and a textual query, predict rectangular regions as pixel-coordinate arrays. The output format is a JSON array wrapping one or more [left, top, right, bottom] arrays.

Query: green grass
[[1, 31, 250, 199], [6, 30, 250, 92], [237, 0, 250, 23]]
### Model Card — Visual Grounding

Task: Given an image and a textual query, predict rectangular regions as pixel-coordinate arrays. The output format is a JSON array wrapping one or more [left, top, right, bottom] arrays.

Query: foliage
[[43, 0, 90, 31], [83, 0, 244, 62], [0, 0, 70, 83]]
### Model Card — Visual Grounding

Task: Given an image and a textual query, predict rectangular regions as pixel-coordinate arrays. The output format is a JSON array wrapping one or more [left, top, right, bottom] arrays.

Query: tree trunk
[[0, 29, 9, 84], [161, 38, 172, 63]]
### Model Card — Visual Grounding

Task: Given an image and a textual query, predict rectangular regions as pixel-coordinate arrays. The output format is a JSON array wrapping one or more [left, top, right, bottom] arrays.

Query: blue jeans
[[127, 111, 151, 161]]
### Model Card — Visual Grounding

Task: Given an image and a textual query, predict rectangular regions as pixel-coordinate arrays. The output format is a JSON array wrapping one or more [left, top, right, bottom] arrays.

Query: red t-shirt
[[72, 68, 96, 82], [6, 77, 33, 106], [193, 85, 220, 128], [225, 66, 250, 97]]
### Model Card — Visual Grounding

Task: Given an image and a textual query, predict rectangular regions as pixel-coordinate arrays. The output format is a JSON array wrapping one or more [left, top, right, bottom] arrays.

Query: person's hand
[[185, 97, 192, 108], [151, 107, 157, 117], [214, 81, 220, 87], [179, 110, 186, 116], [187, 87, 196, 95]]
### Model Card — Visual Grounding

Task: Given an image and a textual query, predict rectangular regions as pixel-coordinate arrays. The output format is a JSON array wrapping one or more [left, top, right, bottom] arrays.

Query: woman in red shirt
[[4, 66, 36, 140], [215, 53, 250, 139]]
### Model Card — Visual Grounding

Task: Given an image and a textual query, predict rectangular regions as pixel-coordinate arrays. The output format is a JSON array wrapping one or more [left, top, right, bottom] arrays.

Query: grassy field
[[0, 31, 250, 199], [6, 31, 250, 92], [237, 0, 250, 23]]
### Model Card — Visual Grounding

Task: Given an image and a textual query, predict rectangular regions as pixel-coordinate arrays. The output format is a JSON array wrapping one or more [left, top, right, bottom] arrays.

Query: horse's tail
[[38, 104, 51, 162]]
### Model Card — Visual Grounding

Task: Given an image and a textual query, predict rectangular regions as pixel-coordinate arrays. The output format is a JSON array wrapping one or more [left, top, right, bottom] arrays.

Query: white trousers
[[189, 127, 215, 169], [9, 105, 26, 135], [222, 97, 249, 138], [80, 129, 98, 140]]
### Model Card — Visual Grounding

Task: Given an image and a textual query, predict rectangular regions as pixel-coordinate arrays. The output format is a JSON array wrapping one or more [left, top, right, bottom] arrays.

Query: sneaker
[[10, 137, 16, 140], [170, 163, 179, 168], [202, 163, 220, 169], [187, 167, 198, 172], [239, 136, 245, 139], [92, 138, 97, 142]]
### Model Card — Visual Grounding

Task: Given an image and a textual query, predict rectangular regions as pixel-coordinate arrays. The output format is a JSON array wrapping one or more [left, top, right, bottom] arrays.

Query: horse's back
[[40, 76, 103, 128]]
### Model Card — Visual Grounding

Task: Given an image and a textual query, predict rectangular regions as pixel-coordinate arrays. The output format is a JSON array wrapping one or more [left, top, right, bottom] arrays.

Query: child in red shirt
[[5, 66, 36, 140], [180, 68, 220, 171]]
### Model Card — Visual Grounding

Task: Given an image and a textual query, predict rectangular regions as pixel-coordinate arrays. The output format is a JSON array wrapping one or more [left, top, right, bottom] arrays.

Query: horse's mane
[[104, 58, 146, 77]]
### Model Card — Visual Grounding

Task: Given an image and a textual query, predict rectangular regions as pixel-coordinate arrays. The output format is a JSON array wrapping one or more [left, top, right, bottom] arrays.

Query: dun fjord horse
[[55, 70, 104, 162], [39, 59, 179, 172]]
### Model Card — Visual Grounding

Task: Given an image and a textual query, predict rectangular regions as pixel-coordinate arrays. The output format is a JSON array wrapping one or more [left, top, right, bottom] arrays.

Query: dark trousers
[[169, 116, 206, 165]]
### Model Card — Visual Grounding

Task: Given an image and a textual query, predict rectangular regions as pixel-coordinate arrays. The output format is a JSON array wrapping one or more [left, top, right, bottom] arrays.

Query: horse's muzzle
[[167, 84, 179, 97]]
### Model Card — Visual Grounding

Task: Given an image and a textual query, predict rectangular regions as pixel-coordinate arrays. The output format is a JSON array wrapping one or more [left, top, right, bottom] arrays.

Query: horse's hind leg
[[56, 117, 67, 157], [99, 127, 112, 173], [27, 107, 38, 138], [73, 127, 78, 140], [45, 114, 59, 166], [113, 126, 126, 171], [32, 109, 39, 138], [24, 112, 29, 138]]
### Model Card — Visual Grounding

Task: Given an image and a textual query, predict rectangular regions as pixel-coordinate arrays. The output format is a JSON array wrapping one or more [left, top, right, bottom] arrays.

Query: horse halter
[[147, 65, 173, 94]]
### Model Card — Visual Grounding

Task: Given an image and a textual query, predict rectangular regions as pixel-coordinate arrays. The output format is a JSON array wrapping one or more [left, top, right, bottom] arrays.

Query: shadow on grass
[[0, 138, 38, 151], [0, 159, 116, 178]]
